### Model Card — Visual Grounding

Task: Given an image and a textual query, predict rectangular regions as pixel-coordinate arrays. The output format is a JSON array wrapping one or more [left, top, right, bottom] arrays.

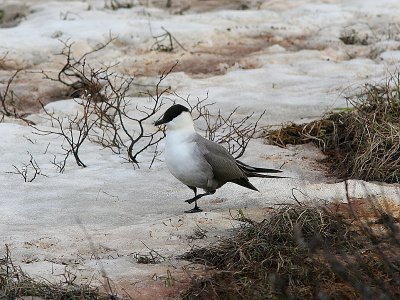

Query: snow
[[1, 0, 400, 297]]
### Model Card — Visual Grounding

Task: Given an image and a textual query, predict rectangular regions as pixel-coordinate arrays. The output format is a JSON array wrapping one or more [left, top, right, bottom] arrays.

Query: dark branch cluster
[[31, 99, 98, 168], [150, 26, 187, 52], [6, 152, 47, 182], [0, 69, 32, 124], [41, 37, 116, 100], [88, 65, 170, 167], [35, 39, 171, 169], [2, 37, 264, 173]]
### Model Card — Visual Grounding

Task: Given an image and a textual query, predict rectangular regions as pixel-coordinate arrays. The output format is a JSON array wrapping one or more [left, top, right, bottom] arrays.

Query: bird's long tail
[[236, 160, 288, 179]]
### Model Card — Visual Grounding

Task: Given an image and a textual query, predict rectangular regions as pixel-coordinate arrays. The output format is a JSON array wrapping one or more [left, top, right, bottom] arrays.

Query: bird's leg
[[184, 188, 216, 213], [187, 200, 202, 213], [185, 192, 211, 204], [184, 186, 203, 213]]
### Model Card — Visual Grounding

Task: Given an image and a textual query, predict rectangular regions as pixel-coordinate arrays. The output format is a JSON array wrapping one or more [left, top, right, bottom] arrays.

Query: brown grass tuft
[[266, 74, 400, 183], [0, 245, 115, 299], [180, 198, 400, 299]]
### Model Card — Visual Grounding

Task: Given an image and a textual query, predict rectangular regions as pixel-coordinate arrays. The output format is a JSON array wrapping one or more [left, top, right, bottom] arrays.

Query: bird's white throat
[[164, 111, 198, 171], [164, 111, 195, 132]]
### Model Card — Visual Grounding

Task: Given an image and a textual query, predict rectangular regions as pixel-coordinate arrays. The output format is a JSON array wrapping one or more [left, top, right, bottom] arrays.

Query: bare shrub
[[5, 152, 47, 182], [0, 69, 32, 123], [85, 64, 170, 167], [38, 39, 266, 169], [150, 26, 186, 52], [41, 37, 116, 100], [51, 153, 69, 173], [39, 38, 168, 168], [31, 99, 98, 168], [86, 82, 267, 170]]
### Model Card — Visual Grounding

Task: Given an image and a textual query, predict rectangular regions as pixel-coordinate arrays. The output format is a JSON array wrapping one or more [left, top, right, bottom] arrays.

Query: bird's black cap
[[154, 104, 190, 126]]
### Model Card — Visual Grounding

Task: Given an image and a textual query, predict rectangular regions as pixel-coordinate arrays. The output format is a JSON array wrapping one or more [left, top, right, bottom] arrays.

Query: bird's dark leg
[[184, 186, 203, 213], [184, 187, 216, 213]]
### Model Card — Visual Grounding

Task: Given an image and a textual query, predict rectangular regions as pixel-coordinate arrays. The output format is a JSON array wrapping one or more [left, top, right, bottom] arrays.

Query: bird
[[154, 104, 285, 213]]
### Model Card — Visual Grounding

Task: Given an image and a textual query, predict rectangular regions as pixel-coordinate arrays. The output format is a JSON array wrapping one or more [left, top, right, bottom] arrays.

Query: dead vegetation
[[266, 73, 400, 183], [109, 0, 259, 14], [104, 0, 135, 10], [133, 242, 167, 264], [28, 38, 265, 169], [340, 28, 369, 45], [180, 190, 400, 299], [0, 245, 116, 299], [6, 152, 47, 182], [41, 38, 117, 100], [150, 26, 187, 53], [0, 3, 28, 28], [0, 69, 33, 123], [36, 38, 169, 168], [0, 69, 19, 121]]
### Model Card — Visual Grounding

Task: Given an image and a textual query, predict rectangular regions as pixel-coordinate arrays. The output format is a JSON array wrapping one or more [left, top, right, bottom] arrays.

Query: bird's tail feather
[[236, 160, 282, 174], [245, 172, 289, 179]]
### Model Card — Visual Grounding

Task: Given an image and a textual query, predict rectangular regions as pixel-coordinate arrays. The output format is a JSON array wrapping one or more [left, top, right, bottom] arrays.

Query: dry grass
[[180, 74, 400, 298], [266, 74, 400, 183], [180, 197, 400, 299], [0, 245, 115, 299]]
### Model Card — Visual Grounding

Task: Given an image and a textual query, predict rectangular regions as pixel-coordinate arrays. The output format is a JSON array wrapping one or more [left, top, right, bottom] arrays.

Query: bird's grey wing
[[194, 134, 245, 182]]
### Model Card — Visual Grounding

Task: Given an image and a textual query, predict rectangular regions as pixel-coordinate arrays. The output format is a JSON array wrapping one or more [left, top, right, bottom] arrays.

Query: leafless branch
[[31, 99, 99, 168], [150, 25, 187, 52], [51, 151, 70, 173], [169, 92, 265, 159], [6, 152, 47, 182], [39, 38, 171, 168], [0, 69, 32, 124], [41, 36, 117, 98]]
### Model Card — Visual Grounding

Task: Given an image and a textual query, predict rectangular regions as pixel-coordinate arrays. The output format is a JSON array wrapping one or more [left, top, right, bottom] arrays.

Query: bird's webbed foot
[[184, 203, 203, 213]]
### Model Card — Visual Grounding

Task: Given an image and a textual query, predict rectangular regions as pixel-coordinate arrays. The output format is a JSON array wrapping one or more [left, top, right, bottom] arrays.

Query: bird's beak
[[154, 118, 165, 126]]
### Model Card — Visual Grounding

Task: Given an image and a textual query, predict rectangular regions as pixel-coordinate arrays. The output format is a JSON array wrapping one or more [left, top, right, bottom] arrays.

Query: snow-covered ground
[[1, 0, 400, 298]]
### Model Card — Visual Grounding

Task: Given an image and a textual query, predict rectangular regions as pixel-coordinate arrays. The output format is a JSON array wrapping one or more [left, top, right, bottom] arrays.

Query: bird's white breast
[[164, 130, 210, 189]]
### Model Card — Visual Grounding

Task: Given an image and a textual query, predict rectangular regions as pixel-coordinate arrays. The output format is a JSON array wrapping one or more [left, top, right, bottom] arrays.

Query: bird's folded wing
[[194, 134, 245, 182]]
